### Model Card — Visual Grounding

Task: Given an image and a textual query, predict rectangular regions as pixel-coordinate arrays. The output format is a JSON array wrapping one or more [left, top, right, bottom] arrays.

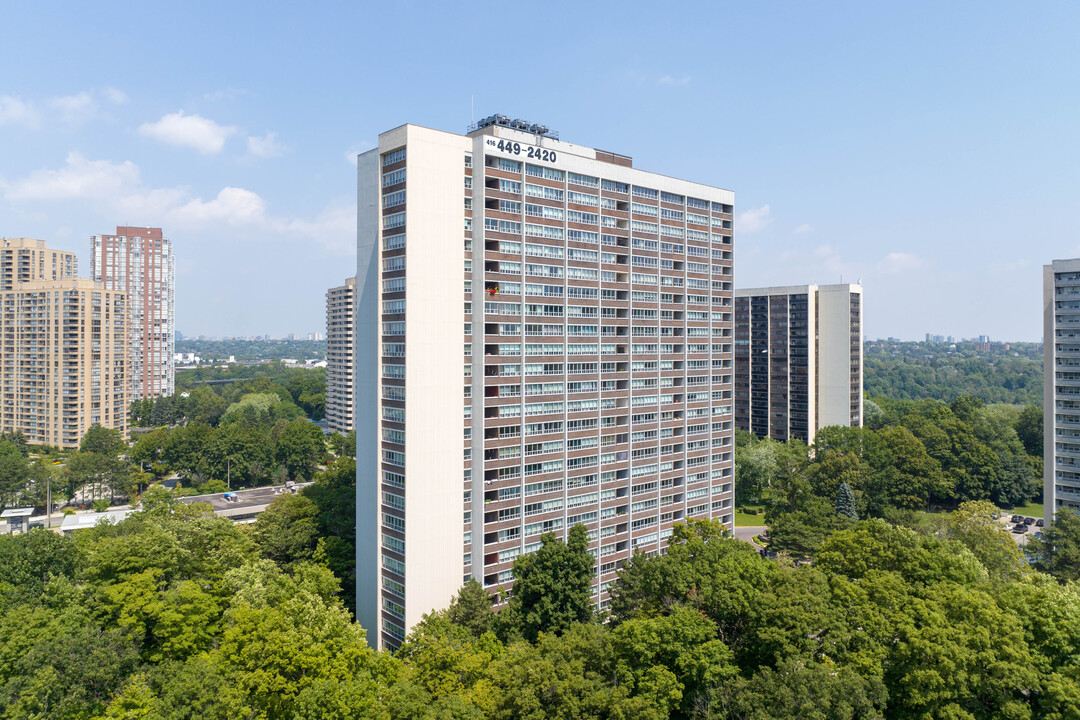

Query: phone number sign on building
[[483, 137, 557, 164]]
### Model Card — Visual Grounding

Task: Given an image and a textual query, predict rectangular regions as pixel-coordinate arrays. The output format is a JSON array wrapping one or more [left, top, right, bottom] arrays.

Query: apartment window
[[525, 183, 564, 201], [382, 168, 406, 187], [525, 164, 564, 181], [568, 172, 599, 188], [382, 148, 406, 166]]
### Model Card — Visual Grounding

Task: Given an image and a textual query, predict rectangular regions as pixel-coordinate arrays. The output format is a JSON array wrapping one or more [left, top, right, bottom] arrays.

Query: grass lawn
[[734, 506, 767, 527], [1007, 501, 1044, 518]]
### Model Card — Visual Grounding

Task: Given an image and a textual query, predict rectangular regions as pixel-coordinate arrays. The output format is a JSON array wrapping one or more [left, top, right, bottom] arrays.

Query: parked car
[[1033, 531, 1044, 539], [1036, 518, 1045, 527], [1012, 524, 1029, 533], [1024, 517, 1036, 525], [1011, 515, 1023, 523]]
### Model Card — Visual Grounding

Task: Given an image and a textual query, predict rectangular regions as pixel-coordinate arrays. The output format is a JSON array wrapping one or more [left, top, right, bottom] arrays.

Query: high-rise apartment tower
[[0, 241, 126, 447], [326, 277, 357, 433], [734, 283, 862, 444], [1044, 259, 1080, 519], [0, 237, 78, 289], [356, 119, 736, 649], [92, 226, 175, 399]]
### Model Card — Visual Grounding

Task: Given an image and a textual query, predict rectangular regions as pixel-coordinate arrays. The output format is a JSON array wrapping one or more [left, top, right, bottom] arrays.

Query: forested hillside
[[864, 340, 1042, 406], [3, 504, 1079, 719]]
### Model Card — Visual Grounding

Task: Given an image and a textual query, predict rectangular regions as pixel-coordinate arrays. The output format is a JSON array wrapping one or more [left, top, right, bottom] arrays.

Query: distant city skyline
[[3, 2, 1078, 339]]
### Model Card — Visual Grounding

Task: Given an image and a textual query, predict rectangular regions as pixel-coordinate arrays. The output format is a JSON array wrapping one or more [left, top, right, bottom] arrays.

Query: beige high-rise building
[[0, 272, 126, 448], [356, 118, 735, 649], [0, 237, 77, 289], [92, 227, 175, 399], [326, 277, 357, 433], [734, 283, 863, 444]]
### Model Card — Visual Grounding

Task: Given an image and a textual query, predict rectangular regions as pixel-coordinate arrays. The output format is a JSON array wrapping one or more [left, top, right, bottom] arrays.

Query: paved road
[[733, 525, 767, 548], [2, 484, 310, 533]]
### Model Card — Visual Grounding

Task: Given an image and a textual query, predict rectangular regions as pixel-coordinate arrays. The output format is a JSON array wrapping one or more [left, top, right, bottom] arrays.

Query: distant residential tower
[[0, 239, 126, 447], [1044, 259, 1080, 518], [326, 276, 357, 433], [92, 227, 175, 399], [734, 283, 863, 444]]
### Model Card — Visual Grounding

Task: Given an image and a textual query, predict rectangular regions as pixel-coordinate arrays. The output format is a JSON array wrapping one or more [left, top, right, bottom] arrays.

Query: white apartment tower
[[92, 227, 175, 399], [1044, 259, 1080, 519], [326, 277, 357, 433], [357, 118, 736, 649], [734, 284, 863, 444]]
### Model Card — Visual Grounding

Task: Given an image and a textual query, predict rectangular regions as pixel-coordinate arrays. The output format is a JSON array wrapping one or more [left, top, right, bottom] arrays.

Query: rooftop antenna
[[471, 96, 474, 125]]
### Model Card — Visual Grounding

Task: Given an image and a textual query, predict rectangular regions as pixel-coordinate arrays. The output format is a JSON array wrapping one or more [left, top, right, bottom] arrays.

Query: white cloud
[[3, 152, 139, 201], [0, 95, 39, 128], [103, 87, 128, 105], [50, 92, 96, 125], [876, 252, 923, 275], [794, 223, 812, 234], [138, 111, 236, 154], [281, 199, 356, 255], [170, 187, 267, 225], [247, 132, 284, 158], [658, 75, 691, 86], [737, 204, 772, 234], [3, 152, 353, 255]]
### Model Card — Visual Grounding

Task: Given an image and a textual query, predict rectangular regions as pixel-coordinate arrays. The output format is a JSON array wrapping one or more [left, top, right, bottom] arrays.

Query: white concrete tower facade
[[326, 277, 357, 434], [1044, 259, 1080, 519], [357, 119, 736, 649]]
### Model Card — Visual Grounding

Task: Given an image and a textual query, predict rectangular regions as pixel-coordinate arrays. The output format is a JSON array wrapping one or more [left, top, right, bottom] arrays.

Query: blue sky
[[1, 1, 1077, 340]]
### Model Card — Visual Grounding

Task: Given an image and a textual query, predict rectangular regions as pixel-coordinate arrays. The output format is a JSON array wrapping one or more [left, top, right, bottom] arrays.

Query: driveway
[[733, 525, 767, 548]]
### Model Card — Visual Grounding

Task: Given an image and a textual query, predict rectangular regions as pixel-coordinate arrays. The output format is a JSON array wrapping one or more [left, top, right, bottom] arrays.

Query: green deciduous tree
[[945, 500, 1026, 581], [250, 493, 320, 567], [80, 423, 125, 456], [1016, 404, 1043, 457], [65, 451, 130, 503], [816, 519, 988, 585], [498, 524, 594, 642], [302, 458, 356, 611], [0, 448, 29, 507], [1028, 511, 1080, 583], [274, 419, 325, 481]]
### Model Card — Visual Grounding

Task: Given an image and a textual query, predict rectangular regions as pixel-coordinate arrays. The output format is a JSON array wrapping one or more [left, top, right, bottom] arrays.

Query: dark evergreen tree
[[835, 481, 859, 520]]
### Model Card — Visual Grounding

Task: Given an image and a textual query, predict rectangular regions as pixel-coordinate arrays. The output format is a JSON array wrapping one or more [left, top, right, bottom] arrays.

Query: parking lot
[[998, 513, 1043, 547]]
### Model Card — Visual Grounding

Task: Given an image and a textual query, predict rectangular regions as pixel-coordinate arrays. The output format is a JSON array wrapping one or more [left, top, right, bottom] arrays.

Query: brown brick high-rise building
[[92, 227, 175, 399]]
